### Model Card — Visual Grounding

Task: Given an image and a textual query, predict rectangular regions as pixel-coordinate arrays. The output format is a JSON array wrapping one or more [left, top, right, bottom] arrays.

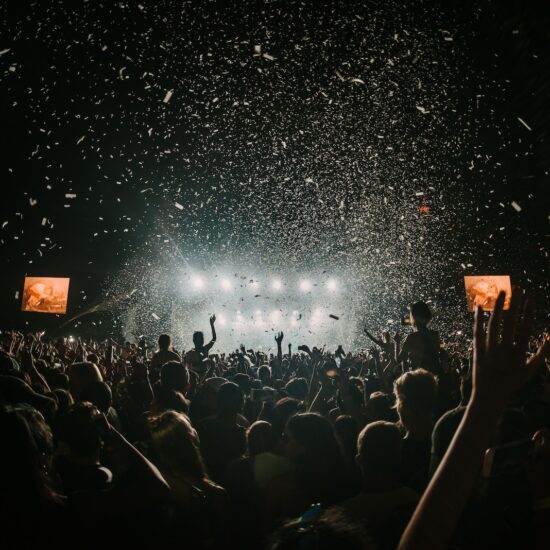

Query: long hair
[[286, 413, 346, 506], [0, 406, 62, 508], [149, 411, 208, 481]]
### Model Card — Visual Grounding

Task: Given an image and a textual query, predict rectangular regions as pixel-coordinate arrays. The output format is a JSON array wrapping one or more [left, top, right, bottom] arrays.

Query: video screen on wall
[[21, 277, 70, 314], [464, 275, 512, 312]]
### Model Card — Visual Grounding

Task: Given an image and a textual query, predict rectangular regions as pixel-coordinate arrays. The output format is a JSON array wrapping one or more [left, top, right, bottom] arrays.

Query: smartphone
[[251, 388, 276, 402], [401, 316, 411, 326], [482, 438, 534, 478]]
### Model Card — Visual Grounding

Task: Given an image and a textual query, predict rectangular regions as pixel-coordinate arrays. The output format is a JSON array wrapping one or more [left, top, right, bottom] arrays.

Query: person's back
[[393, 369, 437, 492], [151, 334, 181, 371], [399, 301, 441, 375], [199, 382, 247, 484], [402, 328, 441, 374], [328, 421, 419, 550], [148, 411, 230, 547]]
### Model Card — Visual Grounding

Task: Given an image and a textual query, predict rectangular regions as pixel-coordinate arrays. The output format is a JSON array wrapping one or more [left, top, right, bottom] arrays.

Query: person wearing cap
[[396, 301, 441, 375]]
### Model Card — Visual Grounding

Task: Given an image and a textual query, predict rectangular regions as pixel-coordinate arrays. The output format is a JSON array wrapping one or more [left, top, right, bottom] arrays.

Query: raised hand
[[472, 290, 550, 410], [275, 331, 284, 345], [210, 314, 216, 326]]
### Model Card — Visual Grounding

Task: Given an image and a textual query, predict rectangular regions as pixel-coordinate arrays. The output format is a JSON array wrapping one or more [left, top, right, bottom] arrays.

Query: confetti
[[517, 117, 532, 131], [163, 90, 174, 103]]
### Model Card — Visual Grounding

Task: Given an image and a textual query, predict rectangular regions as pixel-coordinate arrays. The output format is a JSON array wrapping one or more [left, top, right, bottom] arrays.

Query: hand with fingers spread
[[275, 331, 284, 345], [399, 288, 550, 550], [472, 289, 550, 409]]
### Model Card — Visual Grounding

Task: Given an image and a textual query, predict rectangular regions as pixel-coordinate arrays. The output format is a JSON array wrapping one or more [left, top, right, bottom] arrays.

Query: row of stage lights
[[188, 276, 340, 293], [215, 308, 329, 327]]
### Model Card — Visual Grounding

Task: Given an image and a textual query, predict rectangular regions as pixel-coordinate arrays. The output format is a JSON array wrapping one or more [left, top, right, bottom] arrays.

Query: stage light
[[191, 275, 204, 289], [300, 280, 312, 292], [255, 310, 262, 316], [220, 278, 231, 290], [218, 314, 227, 326], [326, 279, 338, 291], [271, 279, 282, 290]]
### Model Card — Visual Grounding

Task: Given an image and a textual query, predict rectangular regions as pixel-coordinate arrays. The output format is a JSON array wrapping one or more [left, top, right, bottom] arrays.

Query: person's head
[[337, 381, 364, 414], [270, 397, 303, 442], [0, 405, 60, 506], [193, 331, 205, 350], [258, 365, 271, 385], [57, 402, 102, 462], [393, 369, 437, 431], [248, 420, 276, 456], [334, 415, 360, 461], [0, 375, 58, 423], [67, 362, 103, 401], [160, 361, 189, 394], [152, 386, 189, 415], [217, 381, 244, 416], [158, 334, 172, 351], [232, 373, 252, 396], [366, 392, 398, 423], [285, 378, 308, 401], [284, 413, 341, 465], [149, 411, 207, 481], [409, 301, 432, 329], [0, 352, 19, 376], [356, 421, 402, 479], [80, 381, 112, 414], [285, 414, 346, 504]]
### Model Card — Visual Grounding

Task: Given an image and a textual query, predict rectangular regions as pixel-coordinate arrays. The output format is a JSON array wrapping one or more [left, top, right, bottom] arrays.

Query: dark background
[[0, 0, 548, 343]]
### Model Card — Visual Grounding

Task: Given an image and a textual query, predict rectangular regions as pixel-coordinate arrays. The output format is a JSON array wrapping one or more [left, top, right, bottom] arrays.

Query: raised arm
[[203, 315, 217, 355], [210, 314, 217, 343], [398, 291, 550, 550], [275, 331, 284, 364]]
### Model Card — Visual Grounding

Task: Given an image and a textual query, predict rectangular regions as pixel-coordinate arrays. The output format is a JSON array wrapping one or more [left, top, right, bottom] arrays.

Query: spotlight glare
[[300, 279, 312, 292], [221, 278, 231, 290], [191, 276, 204, 289], [271, 279, 282, 290], [326, 279, 338, 291]]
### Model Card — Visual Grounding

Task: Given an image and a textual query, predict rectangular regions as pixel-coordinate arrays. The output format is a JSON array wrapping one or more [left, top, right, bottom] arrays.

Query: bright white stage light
[[255, 310, 262, 316], [220, 278, 231, 290], [299, 280, 312, 292], [271, 279, 282, 290], [218, 314, 227, 326], [326, 279, 338, 291], [191, 276, 204, 289]]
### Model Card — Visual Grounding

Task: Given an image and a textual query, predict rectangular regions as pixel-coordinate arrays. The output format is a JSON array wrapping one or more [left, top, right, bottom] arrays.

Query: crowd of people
[[1, 291, 549, 549]]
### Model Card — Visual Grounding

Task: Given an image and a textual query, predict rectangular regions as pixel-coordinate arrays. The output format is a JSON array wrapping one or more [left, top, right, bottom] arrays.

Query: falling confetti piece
[[163, 90, 174, 103], [517, 117, 532, 131]]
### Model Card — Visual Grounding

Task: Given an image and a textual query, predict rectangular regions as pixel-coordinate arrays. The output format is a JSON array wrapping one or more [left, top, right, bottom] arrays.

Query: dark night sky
[[0, 0, 548, 340]]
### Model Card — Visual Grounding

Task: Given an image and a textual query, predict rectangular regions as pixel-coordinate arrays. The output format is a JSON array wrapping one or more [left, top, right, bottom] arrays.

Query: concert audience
[[0, 290, 549, 549]]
